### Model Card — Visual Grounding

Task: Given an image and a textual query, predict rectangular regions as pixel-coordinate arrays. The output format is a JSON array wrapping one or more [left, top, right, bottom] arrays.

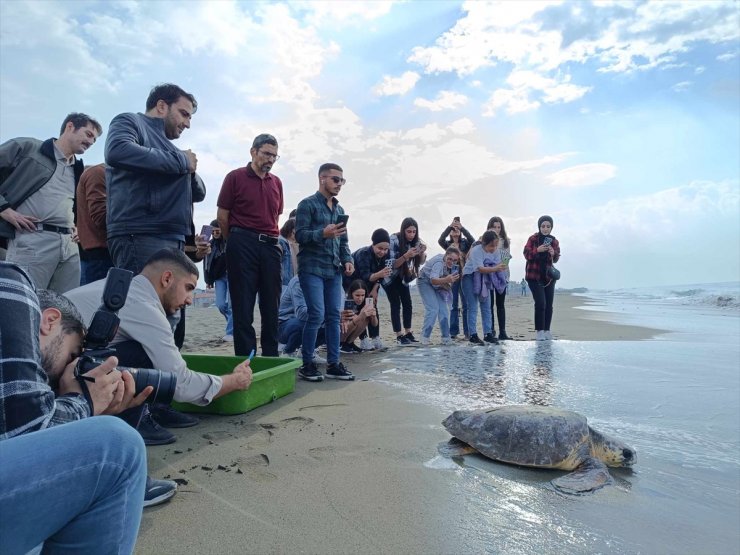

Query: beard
[[163, 111, 180, 140], [40, 333, 65, 390]]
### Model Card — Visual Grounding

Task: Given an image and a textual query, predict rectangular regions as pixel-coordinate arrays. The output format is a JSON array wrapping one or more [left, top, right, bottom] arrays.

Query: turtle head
[[589, 427, 637, 467]]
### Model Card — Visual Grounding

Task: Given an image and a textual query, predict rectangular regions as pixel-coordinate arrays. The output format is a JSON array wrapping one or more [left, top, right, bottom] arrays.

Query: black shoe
[[483, 333, 499, 344], [138, 406, 176, 446], [151, 404, 200, 428], [144, 477, 177, 508], [498, 332, 513, 340], [298, 361, 324, 382], [396, 335, 413, 346], [469, 334, 485, 346], [340, 342, 363, 354], [325, 362, 355, 381], [404, 332, 419, 343]]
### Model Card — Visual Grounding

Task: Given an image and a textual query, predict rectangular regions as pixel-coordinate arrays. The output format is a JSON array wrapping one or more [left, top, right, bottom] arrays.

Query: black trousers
[[384, 279, 413, 333], [527, 279, 555, 331], [490, 288, 507, 334], [227, 229, 282, 356]]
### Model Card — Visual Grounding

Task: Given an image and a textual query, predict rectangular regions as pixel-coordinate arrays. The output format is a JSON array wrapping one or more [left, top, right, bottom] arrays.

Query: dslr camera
[[74, 268, 177, 405]]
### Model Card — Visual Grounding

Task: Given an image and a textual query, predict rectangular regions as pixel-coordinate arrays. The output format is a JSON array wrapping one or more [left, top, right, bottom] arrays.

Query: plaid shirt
[[295, 191, 352, 278], [351, 245, 389, 290], [0, 263, 89, 440], [523, 233, 560, 281]]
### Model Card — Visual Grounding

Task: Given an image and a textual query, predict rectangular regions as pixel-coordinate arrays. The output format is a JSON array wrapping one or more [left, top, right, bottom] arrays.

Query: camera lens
[[129, 368, 177, 405]]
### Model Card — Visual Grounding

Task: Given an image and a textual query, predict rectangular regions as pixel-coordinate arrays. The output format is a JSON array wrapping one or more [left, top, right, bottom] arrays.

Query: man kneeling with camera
[[65, 248, 253, 444]]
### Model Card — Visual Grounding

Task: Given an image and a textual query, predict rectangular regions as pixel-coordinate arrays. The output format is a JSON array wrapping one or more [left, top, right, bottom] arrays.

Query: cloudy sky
[[1, 0, 738, 289]]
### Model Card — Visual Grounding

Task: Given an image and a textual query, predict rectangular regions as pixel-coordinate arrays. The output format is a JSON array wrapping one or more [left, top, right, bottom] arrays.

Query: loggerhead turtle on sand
[[439, 405, 637, 494]]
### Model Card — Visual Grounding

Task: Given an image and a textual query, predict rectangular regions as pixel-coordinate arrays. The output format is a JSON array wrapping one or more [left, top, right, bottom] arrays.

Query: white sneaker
[[544, 331, 553, 340], [282, 350, 298, 358], [222, 334, 234, 342], [536, 331, 546, 341], [359, 337, 375, 351], [441, 337, 454, 346], [420, 336, 431, 346], [277, 342, 286, 352], [372, 337, 385, 350], [312, 350, 327, 365]]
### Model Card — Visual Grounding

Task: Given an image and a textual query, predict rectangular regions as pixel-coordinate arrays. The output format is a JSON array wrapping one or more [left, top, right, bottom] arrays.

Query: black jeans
[[490, 288, 507, 334], [527, 279, 555, 331], [226, 229, 282, 356], [384, 279, 413, 333]]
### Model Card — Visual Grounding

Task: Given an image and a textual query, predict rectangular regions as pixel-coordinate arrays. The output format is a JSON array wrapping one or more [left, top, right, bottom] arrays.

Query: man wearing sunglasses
[[294, 163, 354, 382], [217, 134, 284, 357]]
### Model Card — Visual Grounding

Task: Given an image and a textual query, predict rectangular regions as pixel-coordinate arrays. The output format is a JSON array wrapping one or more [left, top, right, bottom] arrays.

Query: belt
[[35, 223, 73, 234], [230, 227, 279, 245]]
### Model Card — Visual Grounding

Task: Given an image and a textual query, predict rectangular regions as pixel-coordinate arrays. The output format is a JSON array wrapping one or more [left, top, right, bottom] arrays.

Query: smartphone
[[200, 224, 213, 241], [542, 237, 553, 246], [385, 259, 394, 269], [365, 297, 374, 308], [336, 214, 349, 227], [451, 264, 459, 274], [344, 299, 355, 311]]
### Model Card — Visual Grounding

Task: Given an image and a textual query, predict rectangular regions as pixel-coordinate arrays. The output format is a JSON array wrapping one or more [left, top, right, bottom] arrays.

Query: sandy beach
[[133, 292, 674, 554]]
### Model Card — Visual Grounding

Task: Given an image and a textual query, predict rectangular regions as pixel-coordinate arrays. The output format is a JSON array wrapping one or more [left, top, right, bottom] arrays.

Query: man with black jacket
[[204, 219, 233, 342], [0, 113, 102, 293]]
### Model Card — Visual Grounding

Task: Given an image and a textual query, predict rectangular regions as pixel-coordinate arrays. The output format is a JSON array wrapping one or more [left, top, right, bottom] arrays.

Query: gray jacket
[[105, 112, 205, 239], [0, 137, 84, 239]]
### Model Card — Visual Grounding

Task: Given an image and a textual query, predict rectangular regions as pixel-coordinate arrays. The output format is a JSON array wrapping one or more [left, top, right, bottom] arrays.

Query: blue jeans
[[449, 279, 469, 337], [213, 276, 233, 335], [462, 274, 493, 337], [299, 272, 342, 365], [0, 417, 146, 554], [417, 279, 451, 339], [80, 252, 114, 286], [278, 318, 326, 354]]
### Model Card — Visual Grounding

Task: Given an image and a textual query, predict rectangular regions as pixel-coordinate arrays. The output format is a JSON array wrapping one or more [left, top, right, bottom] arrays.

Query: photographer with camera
[[0, 262, 147, 552], [64, 248, 253, 442]]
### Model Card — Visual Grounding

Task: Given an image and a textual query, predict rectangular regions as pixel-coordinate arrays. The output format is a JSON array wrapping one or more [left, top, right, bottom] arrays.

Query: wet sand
[[137, 292, 666, 554]]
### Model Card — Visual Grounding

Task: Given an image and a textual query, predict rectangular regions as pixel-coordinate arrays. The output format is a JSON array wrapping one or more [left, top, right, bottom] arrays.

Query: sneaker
[[340, 342, 362, 354], [450, 334, 457, 340], [144, 477, 177, 508], [404, 332, 419, 343], [544, 330, 553, 340], [298, 361, 324, 382], [138, 406, 176, 446], [281, 350, 298, 358], [420, 336, 431, 346], [325, 362, 355, 381], [536, 330, 546, 341], [359, 337, 375, 351], [396, 335, 413, 346], [372, 337, 385, 350], [483, 333, 499, 345], [277, 342, 287, 353], [469, 334, 485, 346], [312, 350, 327, 364], [498, 332, 513, 340], [222, 334, 234, 342], [150, 404, 199, 429], [441, 337, 454, 346]]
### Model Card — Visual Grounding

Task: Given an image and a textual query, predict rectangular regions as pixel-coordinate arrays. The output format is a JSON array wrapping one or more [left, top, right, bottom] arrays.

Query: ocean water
[[372, 283, 740, 554]]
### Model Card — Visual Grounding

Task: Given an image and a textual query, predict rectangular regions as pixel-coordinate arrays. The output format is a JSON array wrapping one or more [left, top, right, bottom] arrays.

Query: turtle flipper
[[437, 437, 478, 457], [551, 456, 613, 494]]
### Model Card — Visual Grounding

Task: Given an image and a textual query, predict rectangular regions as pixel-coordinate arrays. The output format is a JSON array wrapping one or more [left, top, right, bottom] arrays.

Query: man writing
[[217, 134, 284, 357], [0, 113, 102, 293], [294, 163, 354, 382]]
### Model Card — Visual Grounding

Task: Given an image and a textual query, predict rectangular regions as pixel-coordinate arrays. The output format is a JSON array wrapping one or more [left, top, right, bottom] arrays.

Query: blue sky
[[1, 0, 738, 289]]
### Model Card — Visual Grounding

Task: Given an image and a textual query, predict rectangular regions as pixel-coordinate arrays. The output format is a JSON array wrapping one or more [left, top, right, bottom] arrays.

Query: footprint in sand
[[307, 446, 337, 461], [235, 453, 277, 482], [201, 431, 235, 442], [259, 416, 314, 432]]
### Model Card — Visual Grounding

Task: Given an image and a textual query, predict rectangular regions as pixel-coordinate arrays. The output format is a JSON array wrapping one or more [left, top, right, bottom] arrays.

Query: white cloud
[[448, 118, 476, 135], [547, 163, 617, 187], [372, 71, 421, 96], [483, 88, 540, 116], [672, 81, 693, 92], [717, 50, 739, 62], [483, 70, 590, 116], [413, 90, 468, 111], [295, 0, 395, 24]]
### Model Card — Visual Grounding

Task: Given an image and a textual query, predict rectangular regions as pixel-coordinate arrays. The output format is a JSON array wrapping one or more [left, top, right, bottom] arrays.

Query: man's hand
[[344, 262, 354, 276], [101, 370, 153, 415], [194, 235, 211, 260], [216, 360, 253, 399], [0, 208, 38, 231], [70, 226, 79, 244], [322, 223, 346, 239], [59, 356, 124, 415], [184, 149, 198, 173]]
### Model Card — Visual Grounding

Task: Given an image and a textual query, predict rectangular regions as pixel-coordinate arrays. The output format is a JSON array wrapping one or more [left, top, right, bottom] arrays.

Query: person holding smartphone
[[339, 280, 378, 353], [487, 216, 513, 340], [438, 216, 475, 340], [416, 246, 461, 345], [523, 215, 560, 341], [388, 217, 427, 346]]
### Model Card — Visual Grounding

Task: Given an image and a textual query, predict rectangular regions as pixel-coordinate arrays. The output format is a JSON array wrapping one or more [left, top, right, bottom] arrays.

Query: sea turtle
[[439, 405, 636, 494]]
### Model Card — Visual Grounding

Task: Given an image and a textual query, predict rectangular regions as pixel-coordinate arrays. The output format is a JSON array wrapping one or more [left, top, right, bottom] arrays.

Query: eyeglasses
[[258, 150, 280, 161], [324, 176, 346, 185]]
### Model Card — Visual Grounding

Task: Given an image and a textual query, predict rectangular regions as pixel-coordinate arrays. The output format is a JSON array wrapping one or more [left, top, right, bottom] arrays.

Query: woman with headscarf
[[523, 215, 561, 341]]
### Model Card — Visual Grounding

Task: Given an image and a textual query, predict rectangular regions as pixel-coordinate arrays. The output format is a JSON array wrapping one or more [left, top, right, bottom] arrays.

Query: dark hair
[[280, 218, 296, 238], [397, 217, 422, 275], [444, 246, 461, 259], [480, 230, 498, 247], [59, 113, 102, 137], [288, 208, 297, 219], [347, 279, 367, 298], [487, 216, 510, 249], [252, 134, 278, 150], [210, 219, 219, 227], [145, 83, 198, 113], [39, 290, 86, 337], [143, 248, 199, 278], [318, 162, 343, 176]]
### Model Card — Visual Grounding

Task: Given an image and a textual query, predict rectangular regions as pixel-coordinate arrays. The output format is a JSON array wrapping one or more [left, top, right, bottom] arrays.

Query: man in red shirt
[[217, 134, 284, 356]]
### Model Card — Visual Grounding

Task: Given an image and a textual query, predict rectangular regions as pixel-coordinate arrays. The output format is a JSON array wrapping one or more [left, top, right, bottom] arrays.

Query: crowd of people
[[0, 82, 561, 552]]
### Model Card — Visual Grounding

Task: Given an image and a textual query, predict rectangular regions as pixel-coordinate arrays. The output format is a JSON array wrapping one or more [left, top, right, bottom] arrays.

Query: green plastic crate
[[171, 354, 299, 415]]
